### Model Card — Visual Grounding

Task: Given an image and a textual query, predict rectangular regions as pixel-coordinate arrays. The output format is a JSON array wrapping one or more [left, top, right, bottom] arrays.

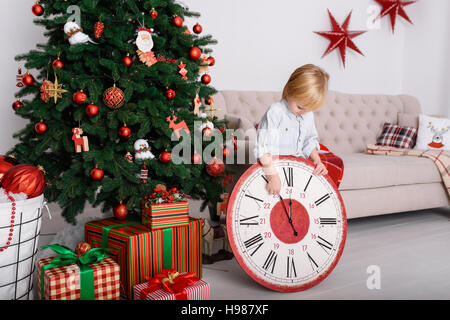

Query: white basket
[[0, 194, 44, 300]]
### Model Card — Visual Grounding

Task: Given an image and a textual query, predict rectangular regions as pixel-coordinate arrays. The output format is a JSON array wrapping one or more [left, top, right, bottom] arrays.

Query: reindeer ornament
[[427, 122, 449, 149], [166, 115, 190, 139], [72, 127, 89, 153]]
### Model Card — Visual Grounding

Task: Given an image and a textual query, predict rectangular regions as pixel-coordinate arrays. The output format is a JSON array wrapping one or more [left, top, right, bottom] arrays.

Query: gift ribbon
[[142, 269, 198, 300], [101, 219, 141, 249], [40, 244, 108, 300]]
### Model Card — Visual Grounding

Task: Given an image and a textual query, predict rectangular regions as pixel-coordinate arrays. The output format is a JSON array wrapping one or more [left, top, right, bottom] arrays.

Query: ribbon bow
[[41, 244, 108, 266], [142, 269, 198, 299], [40, 244, 109, 300]]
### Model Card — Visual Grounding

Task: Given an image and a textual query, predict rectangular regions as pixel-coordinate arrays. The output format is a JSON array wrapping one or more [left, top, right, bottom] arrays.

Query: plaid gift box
[[141, 201, 189, 230], [133, 269, 210, 300], [37, 257, 120, 300], [85, 217, 202, 300]]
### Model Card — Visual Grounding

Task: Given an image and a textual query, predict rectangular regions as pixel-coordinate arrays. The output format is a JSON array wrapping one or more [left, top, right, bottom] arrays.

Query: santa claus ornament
[[136, 27, 157, 67], [64, 21, 97, 45]]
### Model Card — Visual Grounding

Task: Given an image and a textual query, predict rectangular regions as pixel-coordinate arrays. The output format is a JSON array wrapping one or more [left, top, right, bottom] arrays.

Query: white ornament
[[134, 139, 155, 161], [64, 22, 97, 45], [200, 121, 214, 132], [136, 28, 154, 53]]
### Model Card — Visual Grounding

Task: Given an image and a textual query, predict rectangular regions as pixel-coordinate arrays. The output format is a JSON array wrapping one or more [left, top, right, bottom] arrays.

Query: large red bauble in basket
[[103, 84, 125, 110], [0, 156, 18, 181], [1, 164, 46, 198]]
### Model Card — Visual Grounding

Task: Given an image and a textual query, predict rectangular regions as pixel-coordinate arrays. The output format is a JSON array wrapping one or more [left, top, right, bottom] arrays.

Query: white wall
[[1, 0, 449, 154], [184, 0, 449, 116]]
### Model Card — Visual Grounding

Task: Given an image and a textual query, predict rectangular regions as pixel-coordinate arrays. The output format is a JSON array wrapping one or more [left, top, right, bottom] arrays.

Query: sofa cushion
[[338, 153, 442, 191]]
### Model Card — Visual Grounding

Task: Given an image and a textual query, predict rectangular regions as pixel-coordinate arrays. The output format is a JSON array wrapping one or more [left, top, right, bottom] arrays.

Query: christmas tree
[[10, 0, 228, 223]]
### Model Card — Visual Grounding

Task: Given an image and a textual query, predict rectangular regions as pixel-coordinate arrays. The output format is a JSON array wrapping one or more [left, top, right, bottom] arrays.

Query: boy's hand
[[313, 161, 328, 176], [266, 174, 281, 195]]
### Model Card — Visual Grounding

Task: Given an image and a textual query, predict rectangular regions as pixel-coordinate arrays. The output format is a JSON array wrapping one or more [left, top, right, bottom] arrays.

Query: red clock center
[[270, 199, 310, 244]]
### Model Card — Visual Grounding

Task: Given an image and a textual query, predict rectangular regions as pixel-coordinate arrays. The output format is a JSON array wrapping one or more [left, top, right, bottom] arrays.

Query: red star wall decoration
[[314, 10, 366, 68], [374, 0, 416, 33]]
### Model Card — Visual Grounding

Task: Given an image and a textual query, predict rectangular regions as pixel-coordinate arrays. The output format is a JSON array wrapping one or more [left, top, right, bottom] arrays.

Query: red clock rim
[[226, 155, 347, 293]]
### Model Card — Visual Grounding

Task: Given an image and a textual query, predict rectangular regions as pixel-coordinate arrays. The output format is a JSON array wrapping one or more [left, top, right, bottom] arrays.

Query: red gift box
[[85, 217, 202, 299], [141, 201, 190, 230], [37, 256, 120, 300], [133, 269, 209, 300]]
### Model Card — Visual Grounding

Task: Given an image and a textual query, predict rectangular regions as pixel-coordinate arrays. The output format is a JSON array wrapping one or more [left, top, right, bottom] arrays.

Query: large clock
[[227, 156, 347, 292]]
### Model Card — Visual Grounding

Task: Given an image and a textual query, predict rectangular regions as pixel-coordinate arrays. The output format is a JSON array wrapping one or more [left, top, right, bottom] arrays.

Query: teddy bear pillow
[[415, 114, 450, 151]]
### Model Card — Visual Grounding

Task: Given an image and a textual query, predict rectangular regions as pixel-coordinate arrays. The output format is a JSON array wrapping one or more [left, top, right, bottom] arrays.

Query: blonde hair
[[282, 64, 330, 111]]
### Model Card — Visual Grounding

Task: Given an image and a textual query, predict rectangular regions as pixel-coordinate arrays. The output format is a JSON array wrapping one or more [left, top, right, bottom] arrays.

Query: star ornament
[[314, 10, 366, 68], [374, 0, 416, 33], [48, 75, 68, 103]]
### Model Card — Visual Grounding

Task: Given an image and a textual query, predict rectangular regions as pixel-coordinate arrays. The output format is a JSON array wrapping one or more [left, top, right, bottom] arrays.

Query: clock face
[[227, 156, 347, 292]]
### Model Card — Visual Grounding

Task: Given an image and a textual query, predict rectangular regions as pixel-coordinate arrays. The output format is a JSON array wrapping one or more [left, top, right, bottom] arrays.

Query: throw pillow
[[376, 123, 418, 149], [398, 113, 419, 128], [415, 114, 450, 150]]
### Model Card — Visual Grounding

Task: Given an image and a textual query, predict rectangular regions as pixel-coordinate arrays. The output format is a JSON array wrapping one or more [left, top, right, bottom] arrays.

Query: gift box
[[85, 217, 202, 299], [133, 269, 209, 300], [37, 245, 120, 300], [141, 201, 189, 230]]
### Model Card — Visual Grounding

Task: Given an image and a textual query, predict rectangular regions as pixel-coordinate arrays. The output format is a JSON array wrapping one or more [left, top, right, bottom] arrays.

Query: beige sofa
[[213, 90, 450, 219]]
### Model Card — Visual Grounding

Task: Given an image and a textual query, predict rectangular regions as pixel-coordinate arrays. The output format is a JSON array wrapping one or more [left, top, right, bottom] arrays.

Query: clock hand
[[289, 194, 292, 220], [279, 195, 298, 236]]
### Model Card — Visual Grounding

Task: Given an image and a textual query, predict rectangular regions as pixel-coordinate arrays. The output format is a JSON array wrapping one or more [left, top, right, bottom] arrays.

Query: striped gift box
[[85, 218, 202, 300], [142, 201, 190, 230], [133, 273, 209, 300], [37, 257, 120, 300]]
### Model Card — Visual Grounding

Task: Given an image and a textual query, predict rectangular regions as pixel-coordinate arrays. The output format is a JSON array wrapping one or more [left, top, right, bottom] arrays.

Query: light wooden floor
[[36, 206, 450, 300], [202, 207, 450, 300]]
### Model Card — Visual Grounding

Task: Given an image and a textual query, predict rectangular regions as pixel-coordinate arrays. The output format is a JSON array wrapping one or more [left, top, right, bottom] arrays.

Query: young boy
[[254, 64, 329, 195]]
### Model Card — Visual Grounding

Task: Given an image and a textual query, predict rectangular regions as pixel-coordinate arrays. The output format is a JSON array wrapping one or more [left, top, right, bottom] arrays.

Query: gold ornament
[[47, 74, 68, 103]]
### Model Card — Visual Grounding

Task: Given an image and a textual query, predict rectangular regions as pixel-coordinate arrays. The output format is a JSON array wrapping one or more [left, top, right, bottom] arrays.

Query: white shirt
[[254, 99, 320, 160]]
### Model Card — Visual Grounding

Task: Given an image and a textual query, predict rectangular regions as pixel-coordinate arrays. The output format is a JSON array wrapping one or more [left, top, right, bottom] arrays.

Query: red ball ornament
[[90, 167, 104, 181], [173, 16, 183, 28], [0, 156, 18, 182], [189, 47, 202, 61], [113, 203, 128, 221], [193, 23, 203, 34], [12, 100, 23, 111], [205, 97, 213, 105], [150, 9, 158, 20], [119, 125, 131, 139], [103, 85, 125, 109], [75, 242, 91, 257], [85, 104, 99, 117], [22, 73, 35, 86], [192, 152, 202, 165], [1, 164, 46, 198], [159, 150, 172, 163], [202, 127, 213, 137], [73, 90, 87, 105], [32, 3, 44, 16], [122, 54, 133, 67], [165, 89, 176, 100], [201, 74, 211, 85], [206, 158, 225, 177], [52, 59, 63, 69], [223, 147, 231, 158], [35, 121, 47, 134], [208, 56, 216, 66]]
